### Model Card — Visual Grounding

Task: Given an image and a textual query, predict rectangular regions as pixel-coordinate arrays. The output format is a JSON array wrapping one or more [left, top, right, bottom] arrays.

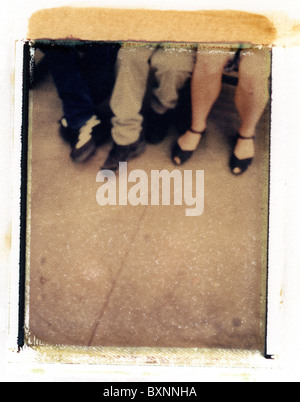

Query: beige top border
[[27, 7, 300, 46]]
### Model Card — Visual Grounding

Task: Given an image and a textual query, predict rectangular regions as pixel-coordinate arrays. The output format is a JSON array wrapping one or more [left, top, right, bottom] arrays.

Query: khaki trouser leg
[[110, 45, 195, 146], [110, 46, 154, 146], [150, 47, 196, 114]]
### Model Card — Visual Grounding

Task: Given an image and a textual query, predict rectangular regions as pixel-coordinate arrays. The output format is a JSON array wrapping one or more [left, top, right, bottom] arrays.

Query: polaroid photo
[[23, 40, 271, 354], [2, 2, 300, 382]]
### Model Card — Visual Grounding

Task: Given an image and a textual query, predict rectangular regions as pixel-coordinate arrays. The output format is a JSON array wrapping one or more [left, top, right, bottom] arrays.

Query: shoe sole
[[71, 142, 97, 163]]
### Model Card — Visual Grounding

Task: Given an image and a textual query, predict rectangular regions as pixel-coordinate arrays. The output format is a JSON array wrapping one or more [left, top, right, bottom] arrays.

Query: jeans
[[40, 42, 120, 130]]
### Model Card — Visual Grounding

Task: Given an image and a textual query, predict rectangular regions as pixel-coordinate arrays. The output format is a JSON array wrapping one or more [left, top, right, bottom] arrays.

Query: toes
[[232, 167, 242, 175], [173, 156, 182, 165]]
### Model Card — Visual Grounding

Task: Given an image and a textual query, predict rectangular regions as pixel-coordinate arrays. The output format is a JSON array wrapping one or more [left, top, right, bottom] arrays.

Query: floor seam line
[[87, 206, 148, 346]]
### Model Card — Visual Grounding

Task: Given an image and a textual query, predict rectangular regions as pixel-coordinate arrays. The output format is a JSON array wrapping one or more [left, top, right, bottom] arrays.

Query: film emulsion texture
[[26, 41, 271, 351]]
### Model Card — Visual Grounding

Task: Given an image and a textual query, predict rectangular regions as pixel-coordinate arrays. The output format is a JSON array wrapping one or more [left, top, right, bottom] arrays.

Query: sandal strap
[[189, 128, 206, 135], [237, 133, 256, 140]]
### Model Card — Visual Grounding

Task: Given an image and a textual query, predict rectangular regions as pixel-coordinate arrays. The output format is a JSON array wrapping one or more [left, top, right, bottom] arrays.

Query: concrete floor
[[27, 67, 270, 351]]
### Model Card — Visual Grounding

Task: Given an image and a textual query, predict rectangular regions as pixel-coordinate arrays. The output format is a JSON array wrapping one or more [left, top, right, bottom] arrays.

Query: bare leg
[[173, 49, 232, 165], [232, 48, 270, 173]]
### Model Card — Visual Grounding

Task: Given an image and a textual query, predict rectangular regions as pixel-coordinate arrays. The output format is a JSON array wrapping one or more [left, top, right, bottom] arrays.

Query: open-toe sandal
[[171, 128, 205, 166], [229, 133, 255, 175]]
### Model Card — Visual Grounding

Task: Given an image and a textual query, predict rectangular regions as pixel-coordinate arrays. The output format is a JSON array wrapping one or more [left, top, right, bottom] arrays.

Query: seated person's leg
[[102, 45, 155, 171], [172, 47, 231, 165], [43, 46, 96, 130], [80, 43, 121, 106], [144, 46, 195, 144], [230, 47, 270, 175], [42, 44, 103, 163]]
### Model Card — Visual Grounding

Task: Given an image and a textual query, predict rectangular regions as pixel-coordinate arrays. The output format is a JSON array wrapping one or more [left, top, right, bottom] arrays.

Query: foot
[[230, 133, 255, 175], [172, 128, 205, 166], [101, 136, 146, 172], [60, 115, 102, 163]]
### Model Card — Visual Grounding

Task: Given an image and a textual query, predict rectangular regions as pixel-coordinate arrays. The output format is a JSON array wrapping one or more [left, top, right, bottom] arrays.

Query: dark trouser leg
[[43, 46, 96, 130]]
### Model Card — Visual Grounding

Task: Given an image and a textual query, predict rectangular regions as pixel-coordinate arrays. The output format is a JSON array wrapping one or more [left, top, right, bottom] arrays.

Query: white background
[[1, 0, 300, 382]]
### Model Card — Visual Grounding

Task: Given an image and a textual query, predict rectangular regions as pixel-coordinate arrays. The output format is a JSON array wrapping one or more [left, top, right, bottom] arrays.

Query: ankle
[[189, 128, 205, 135], [238, 129, 256, 139], [190, 124, 206, 134]]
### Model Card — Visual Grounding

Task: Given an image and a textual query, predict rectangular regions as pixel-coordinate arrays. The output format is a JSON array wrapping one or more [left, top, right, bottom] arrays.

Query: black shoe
[[101, 136, 146, 171], [143, 108, 172, 144], [229, 133, 255, 175], [59, 118, 77, 146], [60, 115, 102, 163], [171, 128, 205, 166]]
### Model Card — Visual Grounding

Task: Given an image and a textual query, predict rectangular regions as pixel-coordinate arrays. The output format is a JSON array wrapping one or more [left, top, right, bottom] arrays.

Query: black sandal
[[171, 128, 205, 166], [229, 133, 255, 175]]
